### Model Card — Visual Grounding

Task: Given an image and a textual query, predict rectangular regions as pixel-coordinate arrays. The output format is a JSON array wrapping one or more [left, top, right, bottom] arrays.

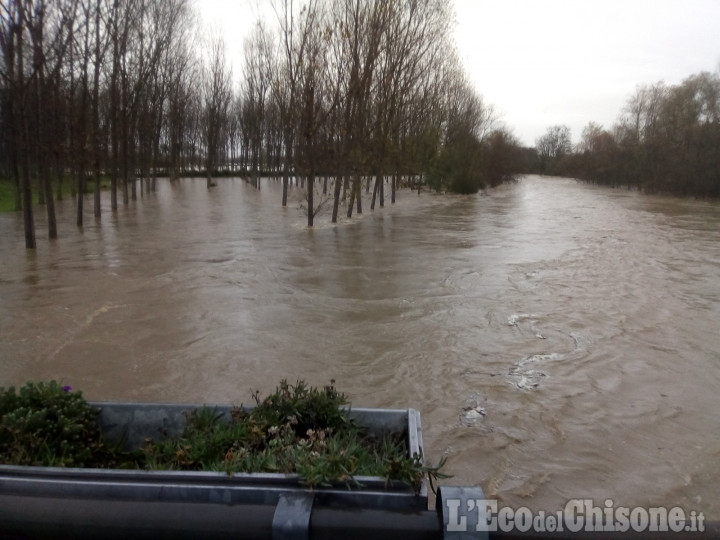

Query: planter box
[[0, 402, 427, 539]]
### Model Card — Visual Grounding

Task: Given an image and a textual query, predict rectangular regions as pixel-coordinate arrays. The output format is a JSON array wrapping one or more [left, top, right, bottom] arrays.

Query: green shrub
[[0, 381, 104, 467], [0, 379, 448, 492]]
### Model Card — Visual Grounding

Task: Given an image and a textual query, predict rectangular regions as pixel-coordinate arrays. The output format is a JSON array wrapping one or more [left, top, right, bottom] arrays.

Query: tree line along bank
[[3, 1, 716, 250], [534, 69, 720, 198], [0, 0, 521, 248]]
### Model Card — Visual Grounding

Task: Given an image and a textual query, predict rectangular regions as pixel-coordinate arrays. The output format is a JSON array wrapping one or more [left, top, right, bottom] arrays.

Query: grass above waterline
[[0, 181, 17, 213], [0, 177, 114, 213]]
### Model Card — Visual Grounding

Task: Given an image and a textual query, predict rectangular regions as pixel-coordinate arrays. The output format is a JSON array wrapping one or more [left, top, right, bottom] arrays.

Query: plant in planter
[[0, 380, 108, 467], [0, 379, 447, 492]]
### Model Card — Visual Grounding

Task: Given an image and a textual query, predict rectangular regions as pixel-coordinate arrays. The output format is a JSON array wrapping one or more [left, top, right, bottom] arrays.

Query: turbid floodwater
[[1, 175, 718, 518]]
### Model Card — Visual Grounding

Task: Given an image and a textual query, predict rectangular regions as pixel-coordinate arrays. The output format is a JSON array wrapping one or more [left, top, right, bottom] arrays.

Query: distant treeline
[[0, 0, 521, 248], [533, 69, 720, 197]]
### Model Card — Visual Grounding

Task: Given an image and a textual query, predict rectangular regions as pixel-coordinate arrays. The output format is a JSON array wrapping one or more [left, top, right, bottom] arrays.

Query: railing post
[[438, 486, 489, 540], [272, 492, 315, 540]]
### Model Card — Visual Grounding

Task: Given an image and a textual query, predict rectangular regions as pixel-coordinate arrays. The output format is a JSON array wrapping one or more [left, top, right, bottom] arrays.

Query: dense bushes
[[0, 381, 106, 467], [536, 70, 720, 198]]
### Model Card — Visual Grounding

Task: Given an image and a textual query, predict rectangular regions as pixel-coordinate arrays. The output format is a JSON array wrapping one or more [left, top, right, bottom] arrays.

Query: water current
[[1, 175, 718, 517]]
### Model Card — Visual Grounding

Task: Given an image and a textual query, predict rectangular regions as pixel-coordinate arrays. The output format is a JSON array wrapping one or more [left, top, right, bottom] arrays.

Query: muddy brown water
[[1, 175, 718, 517]]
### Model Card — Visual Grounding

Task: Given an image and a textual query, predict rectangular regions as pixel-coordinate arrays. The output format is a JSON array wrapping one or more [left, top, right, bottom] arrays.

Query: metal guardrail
[[1, 403, 716, 538], [1, 485, 716, 539]]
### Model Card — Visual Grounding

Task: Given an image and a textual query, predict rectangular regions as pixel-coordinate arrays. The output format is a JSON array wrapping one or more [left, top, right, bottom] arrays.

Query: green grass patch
[[0, 176, 117, 213], [0, 180, 18, 213]]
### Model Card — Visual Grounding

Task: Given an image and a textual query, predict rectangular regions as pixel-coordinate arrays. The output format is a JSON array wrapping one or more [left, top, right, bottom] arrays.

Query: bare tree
[[165, 20, 198, 181], [271, 0, 315, 207], [1, 0, 36, 247], [202, 34, 231, 188], [296, 2, 335, 227], [0, 1, 22, 212], [535, 124, 572, 174], [240, 21, 274, 189]]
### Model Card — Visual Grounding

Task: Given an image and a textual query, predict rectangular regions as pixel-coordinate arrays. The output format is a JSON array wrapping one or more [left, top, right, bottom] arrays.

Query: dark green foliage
[[482, 130, 523, 187], [0, 381, 104, 467], [0, 180, 17, 212], [141, 380, 444, 492], [428, 125, 520, 194], [0, 379, 447, 492], [428, 126, 484, 194], [249, 379, 350, 436], [542, 70, 720, 197]]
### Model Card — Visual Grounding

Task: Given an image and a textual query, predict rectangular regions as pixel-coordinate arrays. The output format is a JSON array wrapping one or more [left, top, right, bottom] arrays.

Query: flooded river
[[1, 175, 719, 517]]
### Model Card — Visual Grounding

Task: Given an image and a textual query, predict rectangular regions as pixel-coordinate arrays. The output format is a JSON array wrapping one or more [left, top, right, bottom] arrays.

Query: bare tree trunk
[[380, 174, 384, 207], [346, 176, 355, 219], [331, 173, 342, 223], [130, 138, 137, 200], [109, 62, 119, 210], [20, 128, 36, 248], [92, 0, 102, 219], [16, 25, 36, 248], [52, 75, 64, 203], [370, 172, 379, 210], [122, 132, 129, 204], [307, 175, 315, 227], [77, 3, 91, 227], [281, 174, 289, 203], [76, 169, 85, 227], [35, 73, 57, 239]]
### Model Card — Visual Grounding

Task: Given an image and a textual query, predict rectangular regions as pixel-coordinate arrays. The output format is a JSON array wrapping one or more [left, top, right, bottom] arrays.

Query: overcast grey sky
[[199, 0, 720, 147], [454, 0, 720, 146]]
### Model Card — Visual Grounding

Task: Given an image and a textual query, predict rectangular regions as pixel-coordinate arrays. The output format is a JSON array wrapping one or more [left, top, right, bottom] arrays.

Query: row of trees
[[535, 68, 720, 197], [240, 0, 521, 225], [0, 0, 234, 248], [1, 0, 522, 248]]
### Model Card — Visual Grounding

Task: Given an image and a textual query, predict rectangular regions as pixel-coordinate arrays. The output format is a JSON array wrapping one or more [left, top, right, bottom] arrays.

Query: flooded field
[[1, 175, 718, 517]]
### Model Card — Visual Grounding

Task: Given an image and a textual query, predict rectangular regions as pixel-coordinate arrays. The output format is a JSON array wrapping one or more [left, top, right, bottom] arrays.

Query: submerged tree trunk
[[131, 142, 137, 200], [21, 159, 36, 248], [92, 0, 102, 219], [370, 172, 380, 210], [282, 137, 291, 206], [76, 166, 86, 227], [17, 57, 36, 248], [346, 177, 356, 219], [36, 83, 57, 239], [331, 174, 343, 223], [307, 175, 315, 227], [380, 174, 384, 207]]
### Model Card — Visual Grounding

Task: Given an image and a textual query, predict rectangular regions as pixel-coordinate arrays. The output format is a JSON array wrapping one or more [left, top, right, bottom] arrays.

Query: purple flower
[[62, 385, 72, 392]]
